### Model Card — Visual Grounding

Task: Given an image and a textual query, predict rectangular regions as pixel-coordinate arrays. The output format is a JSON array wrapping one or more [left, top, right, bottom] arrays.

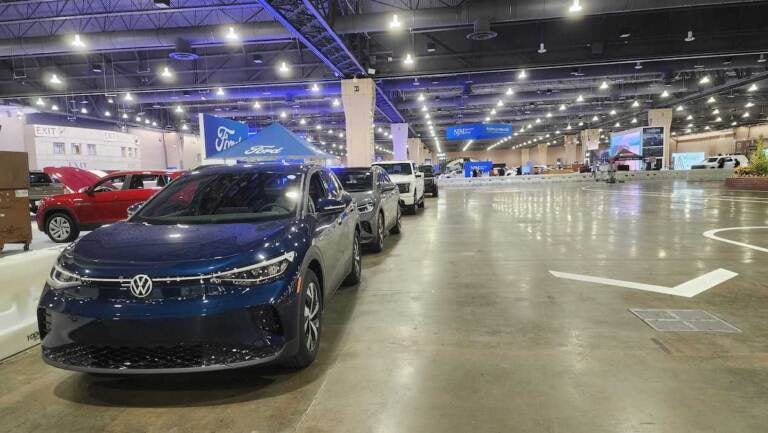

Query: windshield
[[335, 170, 373, 192], [374, 163, 412, 176], [133, 171, 301, 224], [706, 157, 719, 162]]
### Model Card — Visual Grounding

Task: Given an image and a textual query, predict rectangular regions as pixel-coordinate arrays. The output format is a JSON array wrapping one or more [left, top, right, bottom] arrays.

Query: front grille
[[397, 183, 410, 193], [66, 280, 209, 301], [44, 342, 280, 371]]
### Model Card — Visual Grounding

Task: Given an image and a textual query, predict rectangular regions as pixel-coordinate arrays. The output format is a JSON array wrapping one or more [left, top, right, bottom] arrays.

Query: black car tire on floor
[[285, 268, 322, 369], [342, 232, 362, 286], [417, 195, 425, 209], [389, 208, 402, 234], [45, 212, 80, 243], [369, 213, 385, 253], [433, 187, 439, 197]]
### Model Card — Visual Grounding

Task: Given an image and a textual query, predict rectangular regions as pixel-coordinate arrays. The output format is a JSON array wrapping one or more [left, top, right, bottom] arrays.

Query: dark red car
[[36, 170, 182, 242]]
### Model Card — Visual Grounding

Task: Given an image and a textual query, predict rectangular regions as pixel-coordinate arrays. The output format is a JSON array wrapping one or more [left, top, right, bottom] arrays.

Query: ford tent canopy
[[214, 122, 331, 160]]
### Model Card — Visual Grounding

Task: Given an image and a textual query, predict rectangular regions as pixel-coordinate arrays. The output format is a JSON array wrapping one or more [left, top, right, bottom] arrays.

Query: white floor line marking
[[702, 226, 768, 253], [549, 268, 738, 298], [582, 187, 768, 204]]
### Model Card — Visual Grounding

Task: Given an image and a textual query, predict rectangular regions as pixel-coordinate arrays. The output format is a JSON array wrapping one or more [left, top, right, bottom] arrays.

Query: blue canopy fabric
[[214, 122, 331, 160]]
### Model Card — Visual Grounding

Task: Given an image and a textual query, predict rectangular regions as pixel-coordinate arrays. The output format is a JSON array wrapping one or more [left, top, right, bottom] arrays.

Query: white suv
[[373, 161, 425, 214], [692, 155, 748, 169]]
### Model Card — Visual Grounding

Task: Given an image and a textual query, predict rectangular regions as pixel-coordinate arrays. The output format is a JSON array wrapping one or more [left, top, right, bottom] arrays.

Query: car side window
[[92, 175, 127, 192], [320, 171, 342, 199], [377, 170, 391, 185], [129, 174, 165, 190], [307, 172, 327, 213]]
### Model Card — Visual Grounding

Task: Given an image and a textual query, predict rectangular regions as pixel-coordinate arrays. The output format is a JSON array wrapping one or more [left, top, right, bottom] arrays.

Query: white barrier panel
[[437, 169, 734, 188], [0, 248, 62, 360]]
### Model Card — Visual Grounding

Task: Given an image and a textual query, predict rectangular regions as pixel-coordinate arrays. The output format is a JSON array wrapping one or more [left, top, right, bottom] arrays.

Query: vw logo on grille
[[129, 274, 153, 298]]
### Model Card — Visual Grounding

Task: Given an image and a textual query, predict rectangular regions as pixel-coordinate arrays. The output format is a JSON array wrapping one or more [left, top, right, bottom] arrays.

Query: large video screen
[[609, 129, 642, 160], [642, 127, 664, 158]]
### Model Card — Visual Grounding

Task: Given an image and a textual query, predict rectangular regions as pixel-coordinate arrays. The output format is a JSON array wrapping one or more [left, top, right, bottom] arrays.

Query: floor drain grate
[[629, 309, 741, 333]]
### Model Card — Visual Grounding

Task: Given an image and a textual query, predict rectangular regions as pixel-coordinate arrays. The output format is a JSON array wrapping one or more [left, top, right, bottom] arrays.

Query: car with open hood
[[37, 163, 362, 373]]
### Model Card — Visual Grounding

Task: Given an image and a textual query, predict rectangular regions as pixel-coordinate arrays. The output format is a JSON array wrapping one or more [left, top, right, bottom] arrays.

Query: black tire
[[342, 232, 362, 286], [369, 212, 385, 253], [433, 187, 439, 198], [417, 194, 425, 208], [389, 207, 402, 234], [284, 269, 322, 369], [45, 212, 79, 243]]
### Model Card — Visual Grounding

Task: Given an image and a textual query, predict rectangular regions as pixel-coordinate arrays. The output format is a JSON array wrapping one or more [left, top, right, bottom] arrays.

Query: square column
[[564, 134, 579, 164], [342, 78, 375, 167], [537, 143, 548, 165], [407, 137, 423, 163], [391, 123, 409, 160], [648, 108, 673, 169]]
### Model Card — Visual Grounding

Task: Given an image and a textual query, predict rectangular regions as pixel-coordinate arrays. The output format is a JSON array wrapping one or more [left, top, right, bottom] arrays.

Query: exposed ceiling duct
[[466, 17, 497, 41]]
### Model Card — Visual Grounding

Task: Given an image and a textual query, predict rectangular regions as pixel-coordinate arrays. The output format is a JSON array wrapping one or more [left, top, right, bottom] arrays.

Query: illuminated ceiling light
[[80, 107, 88, 114], [174, 105, 184, 113], [225, 26, 239, 41], [121, 113, 128, 119], [568, 0, 583, 13], [537, 42, 547, 54], [686, 115, 693, 120], [51, 104, 59, 111], [484, 117, 490, 122], [742, 112, 750, 118], [278, 61, 290, 74], [660, 90, 670, 98], [332, 98, 341, 107], [424, 113, 430, 119], [599, 81, 609, 90], [403, 53, 414, 65], [614, 122, 621, 127], [748, 83, 758, 92], [253, 101, 261, 109], [490, 109, 497, 115], [592, 115, 599, 121], [634, 61, 643, 70], [421, 105, 428, 112], [496, 99, 504, 107], [684, 30, 695, 42], [300, 118, 307, 125], [182, 124, 190, 131], [757, 54, 767, 63], [715, 117, 722, 122], [389, 13, 402, 29], [35, 97, 45, 106], [104, 110, 111, 117], [216, 87, 225, 96], [699, 75, 711, 84], [704, 126, 711, 130], [160, 66, 173, 79], [122, 92, 134, 102], [315, 124, 322, 130], [546, 112, 552, 118], [338, 132, 344, 138], [135, 116, 142, 122], [49, 74, 62, 85], [675, 105, 684, 111], [279, 111, 287, 118], [328, 129, 333, 134], [578, 121, 584, 126], [535, 117, 541, 123], [609, 109, 617, 115], [310, 83, 320, 92], [566, 123, 572, 130], [576, 94, 584, 102], [707, 96, 716, 103], [559, 104, 566, 111], [712, 108, 720, 115], [506, 87, 514, 96], [745, 101, 755, 108], [71, 33, 86, 48], [687, 123, 694, 128], [631, 117, 637, 124], [631, 99, 639, 107], [417, 93, 425, 102], [731, 121, 738, 126], [517, 69, 527, 79], [152, 121, 157, 126], [144, 119, 150, 124]]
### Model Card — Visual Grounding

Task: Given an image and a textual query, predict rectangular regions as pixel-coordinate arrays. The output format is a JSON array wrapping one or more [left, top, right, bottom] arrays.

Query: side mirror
[[415, 172, 424, 178], [317, 198, 346, 214], [380, 183, 396, 192], [126, 202, 145, 219]]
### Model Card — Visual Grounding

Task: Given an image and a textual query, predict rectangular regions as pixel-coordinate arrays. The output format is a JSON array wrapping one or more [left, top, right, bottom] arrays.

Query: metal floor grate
[[629, 309, 741, 333]]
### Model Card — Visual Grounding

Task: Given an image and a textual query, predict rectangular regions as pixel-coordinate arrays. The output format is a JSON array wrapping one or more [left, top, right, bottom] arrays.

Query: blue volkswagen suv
[[37, 164, 361, 373]]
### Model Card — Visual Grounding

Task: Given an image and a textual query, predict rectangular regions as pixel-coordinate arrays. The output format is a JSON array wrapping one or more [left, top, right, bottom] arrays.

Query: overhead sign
[[464, 161, 493, 177], [199, 113, 249, 159], [445, 123, 512, 140]]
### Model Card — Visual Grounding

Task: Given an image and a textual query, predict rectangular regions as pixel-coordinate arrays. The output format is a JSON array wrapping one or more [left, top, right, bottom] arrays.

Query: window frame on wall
[[70, 142, 82, 155], [87, 143, 97, 156], [52, 142, 65, 155]]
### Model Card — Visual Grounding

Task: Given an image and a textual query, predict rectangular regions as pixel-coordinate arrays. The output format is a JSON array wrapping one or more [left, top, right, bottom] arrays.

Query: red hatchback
[[36, 170, 182, 242]]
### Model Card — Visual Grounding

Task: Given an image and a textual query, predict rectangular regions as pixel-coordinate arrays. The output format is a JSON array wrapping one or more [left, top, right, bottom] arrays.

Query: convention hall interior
[[1, 1, 768, 432]]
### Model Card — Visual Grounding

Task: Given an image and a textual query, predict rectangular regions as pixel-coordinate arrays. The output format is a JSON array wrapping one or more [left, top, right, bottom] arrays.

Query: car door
[[306, 171, 344, 291], [74, 174, 126, 225], [412, 162, 425, 200], [321, 170, 355, 287]]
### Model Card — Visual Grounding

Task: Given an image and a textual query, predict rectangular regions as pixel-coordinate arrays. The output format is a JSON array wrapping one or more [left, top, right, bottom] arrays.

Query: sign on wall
[[33, 125, 64, 137], [199, 113, 249, 158], [464, 160, 493, 177], [446, 123, 512, 140]]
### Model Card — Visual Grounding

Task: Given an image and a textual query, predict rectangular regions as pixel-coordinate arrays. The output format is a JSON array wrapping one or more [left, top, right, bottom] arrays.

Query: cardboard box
[[0, 151, 30, 190], [0, 189, 32, 246]]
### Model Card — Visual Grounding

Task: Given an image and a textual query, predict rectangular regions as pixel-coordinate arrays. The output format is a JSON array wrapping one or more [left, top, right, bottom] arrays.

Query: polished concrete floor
[[1, 180, 768, 433]]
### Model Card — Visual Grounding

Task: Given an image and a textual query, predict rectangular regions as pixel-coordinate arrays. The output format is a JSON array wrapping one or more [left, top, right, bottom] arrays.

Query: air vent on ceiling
[[466, 17, 497, 41], [169, 38, 199, 61]]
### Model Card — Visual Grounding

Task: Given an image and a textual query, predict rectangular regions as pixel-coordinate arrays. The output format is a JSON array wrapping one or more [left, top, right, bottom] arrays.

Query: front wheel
[[284, 269, 322, 369], [369, 213, 385, 253], [433, 187, 439, 198], [389, 207, 402, 234], [45, 212, 80, 243], [342, 232, 362, 286]]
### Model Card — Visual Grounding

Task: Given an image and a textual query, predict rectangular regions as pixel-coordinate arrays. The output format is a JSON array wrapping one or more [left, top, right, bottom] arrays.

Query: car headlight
[[357, 201, 374, 213], [47, 264, 82, 290], [211, 251, 296, 285]]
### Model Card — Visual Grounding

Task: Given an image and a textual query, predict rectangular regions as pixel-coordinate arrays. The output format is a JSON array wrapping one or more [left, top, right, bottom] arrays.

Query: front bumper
[[357, 211, 378, 244], [37, 274, 301, 374]]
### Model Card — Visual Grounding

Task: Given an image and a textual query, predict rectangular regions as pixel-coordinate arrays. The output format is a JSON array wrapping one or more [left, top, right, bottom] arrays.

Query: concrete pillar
[[391, 123, 408, 160], [564, 134, 578, 164], [342, 78, 375, 167], [537, 143, 548, 165], [521, 148, 530, 164], [648, 108, 673, 169], [407, 137, 423, 163]]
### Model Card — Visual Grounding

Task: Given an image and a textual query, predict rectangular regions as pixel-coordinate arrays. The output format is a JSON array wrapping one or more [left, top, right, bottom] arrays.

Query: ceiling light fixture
[[160, 66, 173, 79], [675, 105, 684, 111], [225, 26, 239, 41], [660, 90, 670, 98], [576, 94, 584, 102], [745, 101, 755, 108], [389, 14, 401, 29], [278, 61, 290, 74], [506, 88, 514, 96], [35, 97, 45, 107], [599, 81, 609, 90], [592, 115, 599, 121], [559, 104, 566, 111], [609, 109, 617, 115], [517, 69, 527, 79], [71, 34, 86, 48], [634, 61, 643, 70], [123, 92, 134, 101], [80, 107, 88, 114], [253, 101, 261, 109], [51, 104, 59, 111], [537, 43, 547, 54], [712, 108, 720, 115], [48, 74, 62, 85], [684, 30, 695, 42], [699, 75, 711, 84], [332, 98, 341, 107], [747, 84, 758, 92], [546, 112, 552, 118], [497, 100, 504, 107], [216, 87, 225, 96], [631, 99, 640, 107], [403, 53, 414, 65], [758, 54, 767, 63], [310, 83, 320, 92], [104, 110, 111, 117], [568, 0, 583, 13], [631, 117, 637, 124], [707, 96, 716, 103], [279, 111, 287, 119]]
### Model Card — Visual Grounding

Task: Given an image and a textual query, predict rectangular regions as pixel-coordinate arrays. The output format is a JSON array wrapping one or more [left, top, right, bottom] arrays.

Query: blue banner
[[464, 161, 493, 177], [446, 123, 513, 140], [199, 113, 250, 158]]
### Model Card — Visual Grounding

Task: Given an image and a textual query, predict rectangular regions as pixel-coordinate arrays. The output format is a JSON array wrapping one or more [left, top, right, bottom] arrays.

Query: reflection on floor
[[1, 180, 767, 433]]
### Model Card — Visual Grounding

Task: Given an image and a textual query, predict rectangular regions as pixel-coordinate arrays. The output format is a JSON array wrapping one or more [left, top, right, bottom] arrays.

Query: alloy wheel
[[303, 281, 321, 352], [49, 216, 71, 241], [353, 236, 361, 277], [377, 214, 384, 248]]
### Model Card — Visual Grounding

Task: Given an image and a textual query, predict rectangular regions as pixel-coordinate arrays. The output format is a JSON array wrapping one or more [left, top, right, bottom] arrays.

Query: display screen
[[642, 127, 664, 158], [609, 129, 642, 160], [672, 152, 705, 170]]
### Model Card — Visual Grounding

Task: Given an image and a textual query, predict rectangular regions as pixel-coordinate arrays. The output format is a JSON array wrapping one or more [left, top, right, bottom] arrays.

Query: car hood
[[65, 219, 305, 278], [43, 167, 101, 192], [387, 174, 415, 183], [349, 190, 375, 203]]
